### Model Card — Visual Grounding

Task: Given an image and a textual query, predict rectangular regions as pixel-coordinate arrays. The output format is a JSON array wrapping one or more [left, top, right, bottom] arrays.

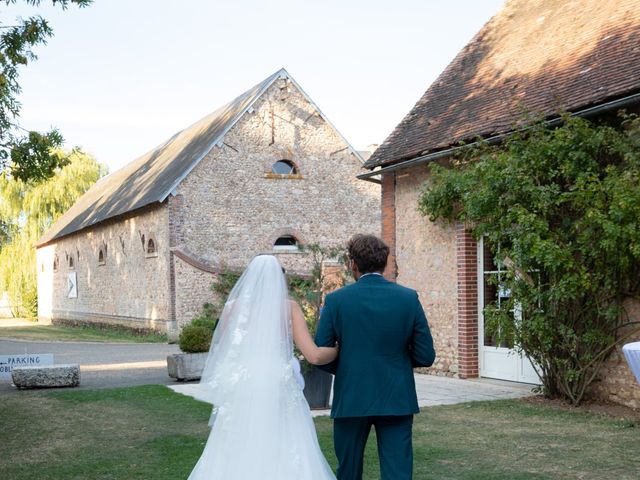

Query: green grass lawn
[[1, 385, 638, 479], [0, 323, 167, 343]]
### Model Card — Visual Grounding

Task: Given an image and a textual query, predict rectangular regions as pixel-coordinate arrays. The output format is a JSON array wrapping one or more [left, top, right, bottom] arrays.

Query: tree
[[418, 114, 640, 405], [289, 243, 349, 333], [0, 0, 91, 182], [0, 148, 105, 316]]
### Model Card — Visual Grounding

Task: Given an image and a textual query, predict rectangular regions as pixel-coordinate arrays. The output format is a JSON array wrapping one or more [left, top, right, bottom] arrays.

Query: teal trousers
[[334, 415, 413, 480]]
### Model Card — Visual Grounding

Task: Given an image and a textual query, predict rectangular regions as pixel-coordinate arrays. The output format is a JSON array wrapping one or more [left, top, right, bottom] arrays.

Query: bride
[[187, 255, 338, 479]]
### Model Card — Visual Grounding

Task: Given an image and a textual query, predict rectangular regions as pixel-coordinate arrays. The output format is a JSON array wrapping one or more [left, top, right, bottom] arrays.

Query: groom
[[315, 234, 436, 480]]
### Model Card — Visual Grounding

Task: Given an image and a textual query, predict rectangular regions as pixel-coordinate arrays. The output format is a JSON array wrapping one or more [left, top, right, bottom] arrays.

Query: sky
[[6, 0, 505, 173]]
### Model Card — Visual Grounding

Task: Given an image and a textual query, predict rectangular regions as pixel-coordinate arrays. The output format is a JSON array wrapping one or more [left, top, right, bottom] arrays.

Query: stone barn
[[360, 0, 640, 407], [36, 68, 380, 338]]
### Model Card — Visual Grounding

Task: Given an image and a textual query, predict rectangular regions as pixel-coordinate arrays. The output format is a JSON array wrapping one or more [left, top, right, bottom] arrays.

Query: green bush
[[178, 325, 212, 353], [191, 303, 219, 331]]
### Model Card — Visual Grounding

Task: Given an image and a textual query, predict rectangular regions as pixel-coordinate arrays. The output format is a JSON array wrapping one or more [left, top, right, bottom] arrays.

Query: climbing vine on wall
[[418, 113, 640, 405]]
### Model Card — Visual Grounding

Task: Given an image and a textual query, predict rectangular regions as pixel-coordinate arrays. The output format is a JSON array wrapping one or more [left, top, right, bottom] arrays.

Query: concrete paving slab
[[1, 337, 537, 412], [170, 373, 536, 417]]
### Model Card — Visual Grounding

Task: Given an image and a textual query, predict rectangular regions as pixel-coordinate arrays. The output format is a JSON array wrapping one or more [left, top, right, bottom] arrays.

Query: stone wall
[[36, 205, 172, 332], [590, 298, 640, 408], [170, 77, 380, 322], [394, 164, 459, 376], [173, 254, 218, 329]]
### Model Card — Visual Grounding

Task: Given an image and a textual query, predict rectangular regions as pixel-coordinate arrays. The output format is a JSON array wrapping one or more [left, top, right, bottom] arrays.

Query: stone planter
[[167, 352, 208, 381], [302, 366, 333, 409]]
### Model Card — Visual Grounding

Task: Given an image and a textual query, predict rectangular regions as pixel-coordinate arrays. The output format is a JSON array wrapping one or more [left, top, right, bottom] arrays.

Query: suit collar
[[356, 273, 387, 283]]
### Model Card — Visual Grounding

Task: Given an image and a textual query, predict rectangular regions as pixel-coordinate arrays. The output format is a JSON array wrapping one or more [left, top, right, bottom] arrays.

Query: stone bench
[[12, 364, 80, 389]]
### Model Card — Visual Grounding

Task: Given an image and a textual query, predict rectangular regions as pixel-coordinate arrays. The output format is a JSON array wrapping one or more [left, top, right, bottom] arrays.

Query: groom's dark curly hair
[[347, 234, 389, 274]]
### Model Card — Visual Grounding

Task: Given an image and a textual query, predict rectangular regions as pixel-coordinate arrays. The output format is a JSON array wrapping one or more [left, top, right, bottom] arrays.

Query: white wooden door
[[477, 238, 540, 384]]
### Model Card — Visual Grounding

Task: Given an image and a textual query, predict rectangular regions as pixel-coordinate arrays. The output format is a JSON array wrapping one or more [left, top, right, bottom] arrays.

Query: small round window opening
[[271, 160, 297, 175], [273, 235, 299, 251]]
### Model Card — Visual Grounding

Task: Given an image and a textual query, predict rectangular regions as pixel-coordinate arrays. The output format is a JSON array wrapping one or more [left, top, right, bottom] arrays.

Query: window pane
[[272, 160, 295, 175], [483, 241, 514, 348]]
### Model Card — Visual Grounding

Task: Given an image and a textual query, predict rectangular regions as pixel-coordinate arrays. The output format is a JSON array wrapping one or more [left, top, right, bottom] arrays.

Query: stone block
[[167, 353, 208, 381], [12, 364, 80, 389]]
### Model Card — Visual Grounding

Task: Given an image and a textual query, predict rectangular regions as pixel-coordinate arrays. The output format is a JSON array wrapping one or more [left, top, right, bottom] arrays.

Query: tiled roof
[[365, 0, 640, 169]]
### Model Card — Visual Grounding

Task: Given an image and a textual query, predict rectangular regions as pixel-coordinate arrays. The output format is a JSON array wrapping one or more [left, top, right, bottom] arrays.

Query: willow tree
[[0, 149, 105, 316], [418, 114, 640, 405]]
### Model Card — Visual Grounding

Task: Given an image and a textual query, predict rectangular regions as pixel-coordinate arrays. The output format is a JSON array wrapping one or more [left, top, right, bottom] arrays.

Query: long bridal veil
[[188, 255, 335, 480], [200, 254, 292, 421]]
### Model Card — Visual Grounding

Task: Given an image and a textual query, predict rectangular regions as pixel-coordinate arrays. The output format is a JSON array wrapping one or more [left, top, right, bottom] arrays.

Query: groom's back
[[317, 274, 435, 418]]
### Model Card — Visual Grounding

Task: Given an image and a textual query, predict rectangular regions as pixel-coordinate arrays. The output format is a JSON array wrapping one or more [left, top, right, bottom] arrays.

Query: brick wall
[[455, 223, 479, 378]]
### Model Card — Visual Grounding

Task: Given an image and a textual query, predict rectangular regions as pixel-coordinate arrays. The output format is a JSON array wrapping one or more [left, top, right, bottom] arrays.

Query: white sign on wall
[[0, 354, 54, 381], [67, 272, 77, 298]]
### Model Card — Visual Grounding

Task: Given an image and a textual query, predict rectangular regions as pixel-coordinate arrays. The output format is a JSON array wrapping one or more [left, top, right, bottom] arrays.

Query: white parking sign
[[0, 354, 54, 381]]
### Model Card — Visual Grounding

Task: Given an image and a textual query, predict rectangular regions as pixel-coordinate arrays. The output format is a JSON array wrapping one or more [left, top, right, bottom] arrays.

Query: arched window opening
[[68, 255, 74, 269], [271, 160, 298, 175], [98, 249, 105, 265], [273, 235, 299, 251], [145, 236, 158, 258], [53, 255, 59, 272]]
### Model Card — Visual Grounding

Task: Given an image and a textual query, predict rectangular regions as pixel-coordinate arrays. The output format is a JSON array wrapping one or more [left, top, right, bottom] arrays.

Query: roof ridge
[[37, 69, 285, 246]]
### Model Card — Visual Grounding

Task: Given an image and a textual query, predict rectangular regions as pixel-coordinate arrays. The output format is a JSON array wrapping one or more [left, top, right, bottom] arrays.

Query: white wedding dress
[[187, 255, 336, 480]]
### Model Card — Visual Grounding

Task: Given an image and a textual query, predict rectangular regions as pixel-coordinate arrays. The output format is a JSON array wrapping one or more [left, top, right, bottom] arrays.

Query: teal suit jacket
[[315, 274, 435, 418]]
